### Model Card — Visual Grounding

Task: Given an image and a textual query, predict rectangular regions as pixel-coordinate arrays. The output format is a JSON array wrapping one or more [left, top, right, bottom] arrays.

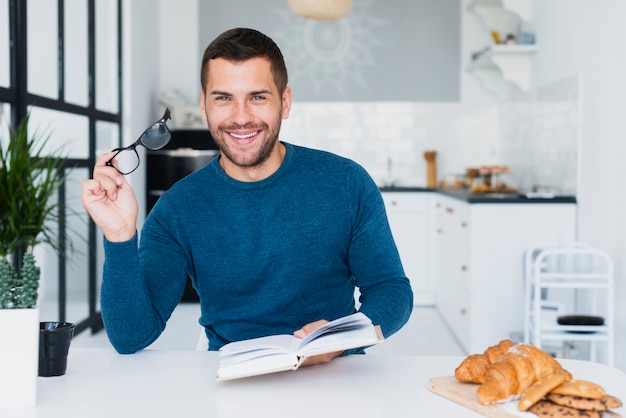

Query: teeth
[[231, 132, 256, 139]]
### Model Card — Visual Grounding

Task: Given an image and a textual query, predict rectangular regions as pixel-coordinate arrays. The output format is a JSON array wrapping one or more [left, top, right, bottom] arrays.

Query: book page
[[219, 334, 297, 366], [298, 324, 382, 357], [297, 312, 382, 356]]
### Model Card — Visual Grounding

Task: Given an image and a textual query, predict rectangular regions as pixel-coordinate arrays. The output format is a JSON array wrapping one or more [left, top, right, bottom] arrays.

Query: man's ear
[[281, 86, 292, 120]]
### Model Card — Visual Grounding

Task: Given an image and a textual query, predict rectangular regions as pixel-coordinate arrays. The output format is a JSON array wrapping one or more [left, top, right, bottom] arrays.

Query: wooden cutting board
[[429, 376, 622, 418], [428, 376, 532, 417]]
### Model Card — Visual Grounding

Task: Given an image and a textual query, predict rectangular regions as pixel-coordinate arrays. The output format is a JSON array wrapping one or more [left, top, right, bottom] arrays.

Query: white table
[[10, 348, 626, 418]]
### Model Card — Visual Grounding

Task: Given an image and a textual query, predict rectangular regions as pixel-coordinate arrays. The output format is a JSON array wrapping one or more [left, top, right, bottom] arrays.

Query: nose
[[230, 101, 254, 126]]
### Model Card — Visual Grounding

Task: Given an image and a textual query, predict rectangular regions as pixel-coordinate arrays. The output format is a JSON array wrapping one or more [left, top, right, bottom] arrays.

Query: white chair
[[523, 242, 614, 366], [523, 242, 591, 343]]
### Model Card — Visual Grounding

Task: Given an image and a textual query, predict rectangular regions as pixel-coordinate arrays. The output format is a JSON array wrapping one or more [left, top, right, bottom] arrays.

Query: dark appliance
[[146, 130, 219, 302]]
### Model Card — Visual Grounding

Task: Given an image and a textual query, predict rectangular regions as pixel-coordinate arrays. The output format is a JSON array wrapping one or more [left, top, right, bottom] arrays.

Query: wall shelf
[[467, 0, 536, 98], [468, 44, 538, 96], [469, 0, 532, 27]]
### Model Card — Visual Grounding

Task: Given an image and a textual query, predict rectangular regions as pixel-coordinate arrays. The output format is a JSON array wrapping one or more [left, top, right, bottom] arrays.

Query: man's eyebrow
[[208, 89, 273, 96], [250, 89, 273, 96], [209, 90, 232, 96]]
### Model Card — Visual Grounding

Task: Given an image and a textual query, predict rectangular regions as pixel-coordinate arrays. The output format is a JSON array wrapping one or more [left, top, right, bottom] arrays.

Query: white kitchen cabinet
[[432, 193, 576, 354], [381, 192, 433, 306]]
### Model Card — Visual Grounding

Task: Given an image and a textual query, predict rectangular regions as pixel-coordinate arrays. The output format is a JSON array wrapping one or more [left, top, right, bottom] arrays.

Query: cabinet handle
[[460, 308, 467, 315], [461, 222, 467, 228], [391, 200, 397, 206], [437, 228, 443, 234], [461, 265, 468, 272], [446, 207, 454, 213]]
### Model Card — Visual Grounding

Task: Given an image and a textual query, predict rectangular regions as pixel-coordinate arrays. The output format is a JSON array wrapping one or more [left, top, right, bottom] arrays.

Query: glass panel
[[29, 107, 89, 159], [0, 0, 9, 88], [64, 0, 89, 106], [95, 0, 119, 113], [65, 167, 91, 323], [0, 102, 11, 148], [37, 167, 91, 324], [96, 119, 119, 155], [36, 220, 60, 321], [27, 0, 59, 98]]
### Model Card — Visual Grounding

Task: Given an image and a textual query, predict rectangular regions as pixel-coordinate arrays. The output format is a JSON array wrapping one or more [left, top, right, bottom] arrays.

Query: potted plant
[[0, 112, 70, 409]]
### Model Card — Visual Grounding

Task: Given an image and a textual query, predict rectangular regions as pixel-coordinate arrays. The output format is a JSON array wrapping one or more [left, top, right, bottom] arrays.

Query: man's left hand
[[293, 319, 344, 366]]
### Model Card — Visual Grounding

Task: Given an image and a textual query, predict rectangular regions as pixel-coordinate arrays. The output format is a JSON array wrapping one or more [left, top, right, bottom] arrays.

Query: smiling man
[[81, 28, 413, 365]]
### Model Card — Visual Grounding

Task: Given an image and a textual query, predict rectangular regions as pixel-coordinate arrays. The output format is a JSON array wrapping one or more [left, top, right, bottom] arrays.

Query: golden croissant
[[455, 339, 515, 384], [476, 343, 572, 405]]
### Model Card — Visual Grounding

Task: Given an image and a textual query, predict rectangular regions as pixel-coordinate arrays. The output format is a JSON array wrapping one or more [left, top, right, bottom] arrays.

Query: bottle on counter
[[423, 150, 437, 189]]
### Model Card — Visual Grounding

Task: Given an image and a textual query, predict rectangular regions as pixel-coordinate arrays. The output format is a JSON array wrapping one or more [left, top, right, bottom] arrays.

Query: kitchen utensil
[[423, 151, 437, 189]]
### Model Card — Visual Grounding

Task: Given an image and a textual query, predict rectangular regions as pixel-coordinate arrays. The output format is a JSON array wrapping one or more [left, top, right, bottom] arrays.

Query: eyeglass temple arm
[[160, 107, 171, 123]]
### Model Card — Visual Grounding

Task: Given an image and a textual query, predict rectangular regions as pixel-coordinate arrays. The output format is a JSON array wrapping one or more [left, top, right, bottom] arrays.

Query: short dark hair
[[200, 28, 288, 94]]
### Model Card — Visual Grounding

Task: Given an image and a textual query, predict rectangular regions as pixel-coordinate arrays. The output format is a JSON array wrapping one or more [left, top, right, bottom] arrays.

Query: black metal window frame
[[0, 0, 123, 336]]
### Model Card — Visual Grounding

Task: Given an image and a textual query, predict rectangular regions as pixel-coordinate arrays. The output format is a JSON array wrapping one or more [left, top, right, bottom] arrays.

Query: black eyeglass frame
[[105, 107, 172, 175]]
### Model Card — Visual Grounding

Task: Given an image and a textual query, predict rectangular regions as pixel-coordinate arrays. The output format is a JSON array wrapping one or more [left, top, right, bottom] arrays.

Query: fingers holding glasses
[[92, 152, 127, 200], [105, 146, 142, 175], [82, 152, 139, 242]]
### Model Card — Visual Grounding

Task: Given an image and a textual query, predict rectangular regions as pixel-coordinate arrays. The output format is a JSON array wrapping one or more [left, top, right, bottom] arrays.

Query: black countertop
[[378, 186, 434, 193], [436, 189, 576, 204], [379, 187, 576, 204]]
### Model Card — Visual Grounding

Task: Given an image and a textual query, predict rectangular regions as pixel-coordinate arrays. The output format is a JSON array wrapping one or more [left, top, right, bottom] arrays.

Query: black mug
[[39, 322, 75, 377]]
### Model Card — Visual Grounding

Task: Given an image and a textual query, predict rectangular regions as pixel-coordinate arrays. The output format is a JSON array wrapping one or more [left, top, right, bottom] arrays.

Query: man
[[81, 28, 413, 365]]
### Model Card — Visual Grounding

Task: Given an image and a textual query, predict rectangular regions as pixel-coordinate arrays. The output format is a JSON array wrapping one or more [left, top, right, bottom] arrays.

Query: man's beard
[[205, 113, 283, 169]]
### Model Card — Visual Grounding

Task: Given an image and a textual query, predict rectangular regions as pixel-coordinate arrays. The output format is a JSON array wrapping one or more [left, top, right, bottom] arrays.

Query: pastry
[[549, 380, 606, 399], [476, 343, 572, 405], [545, 393, 623, 411], [518, 373, 567, 411], [454, 339, 514, 384], [528, 399, 602, 418]]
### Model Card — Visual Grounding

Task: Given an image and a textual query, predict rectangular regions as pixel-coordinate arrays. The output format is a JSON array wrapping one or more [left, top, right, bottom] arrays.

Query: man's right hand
[[81, 152, 139, 242]]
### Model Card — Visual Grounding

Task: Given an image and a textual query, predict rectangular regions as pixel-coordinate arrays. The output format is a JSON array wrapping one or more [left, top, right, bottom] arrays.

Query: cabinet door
[[382, 193, 433, 305], [433, 195, 471, 351]]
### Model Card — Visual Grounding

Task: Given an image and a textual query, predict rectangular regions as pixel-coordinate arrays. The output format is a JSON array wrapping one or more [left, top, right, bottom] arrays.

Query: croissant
[[455, 339, 515, 384], [476, 343, 572, 405]]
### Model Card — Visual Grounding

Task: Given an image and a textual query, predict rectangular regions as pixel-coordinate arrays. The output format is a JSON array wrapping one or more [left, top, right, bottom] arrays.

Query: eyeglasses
[[105, 108, 172, 175]]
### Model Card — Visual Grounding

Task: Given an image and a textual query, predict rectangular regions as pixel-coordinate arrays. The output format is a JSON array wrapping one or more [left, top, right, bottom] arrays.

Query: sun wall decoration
[[275, 0, 386, 97]]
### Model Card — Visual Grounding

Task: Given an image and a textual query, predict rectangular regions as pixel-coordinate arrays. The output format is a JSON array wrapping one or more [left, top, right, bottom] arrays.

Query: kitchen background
[[143, 0, 626, 371], [160, 0, 580, 195], [280, 80, 579, 194], [2, 0, 624, 370]]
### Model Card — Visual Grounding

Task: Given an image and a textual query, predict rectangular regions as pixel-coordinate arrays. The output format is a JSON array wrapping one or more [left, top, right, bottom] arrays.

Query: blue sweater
[[101, 142, 413, 353]]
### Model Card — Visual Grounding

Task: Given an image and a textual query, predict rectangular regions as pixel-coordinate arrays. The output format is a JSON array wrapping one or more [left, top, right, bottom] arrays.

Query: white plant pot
[[0, 307, 40, 409]]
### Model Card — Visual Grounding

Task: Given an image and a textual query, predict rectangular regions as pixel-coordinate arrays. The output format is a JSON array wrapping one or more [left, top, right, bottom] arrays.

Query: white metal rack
[[523, 243, 614, 366]]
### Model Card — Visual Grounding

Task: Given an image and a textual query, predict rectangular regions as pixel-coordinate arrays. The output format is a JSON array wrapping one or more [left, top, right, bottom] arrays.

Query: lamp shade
[[288, 0, 352, 21]]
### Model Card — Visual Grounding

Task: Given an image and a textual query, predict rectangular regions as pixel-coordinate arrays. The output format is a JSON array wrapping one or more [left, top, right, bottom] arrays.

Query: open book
[[216, 312, 384, 380]]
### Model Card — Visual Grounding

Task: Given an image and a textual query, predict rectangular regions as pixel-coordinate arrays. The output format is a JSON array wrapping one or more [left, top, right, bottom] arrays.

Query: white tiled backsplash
[[280, 75, 579, 195]]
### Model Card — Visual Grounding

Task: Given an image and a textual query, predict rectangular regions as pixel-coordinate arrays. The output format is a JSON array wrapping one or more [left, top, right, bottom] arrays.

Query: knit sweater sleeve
[[345, 164, 414, 341], [100, 230, 188, 354]]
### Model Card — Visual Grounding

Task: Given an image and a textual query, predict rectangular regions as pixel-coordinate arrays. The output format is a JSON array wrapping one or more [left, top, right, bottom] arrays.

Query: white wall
[[530, 0, 626, 371], [158, 0, 200, 106], [122, 0, 166, 229]]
